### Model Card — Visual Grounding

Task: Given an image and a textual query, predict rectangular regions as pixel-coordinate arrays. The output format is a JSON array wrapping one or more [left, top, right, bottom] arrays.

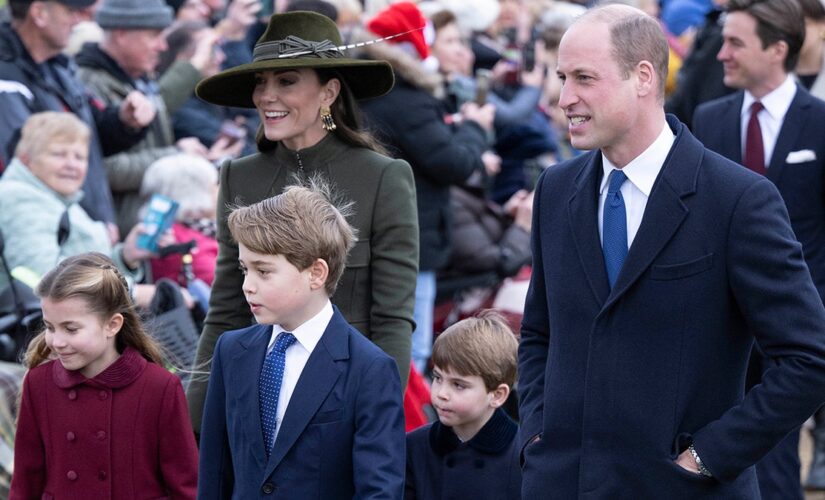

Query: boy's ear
[[105, 313, 124, 339], [489, 383, 511, 408], [308, 258, 330, 290]]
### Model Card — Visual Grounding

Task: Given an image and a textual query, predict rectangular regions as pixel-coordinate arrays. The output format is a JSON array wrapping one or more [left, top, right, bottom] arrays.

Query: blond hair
[[227, 177, 357, 296], [432, 310, 519, 391], [25, 253, 164, 368], [14, 111, 90, 161]]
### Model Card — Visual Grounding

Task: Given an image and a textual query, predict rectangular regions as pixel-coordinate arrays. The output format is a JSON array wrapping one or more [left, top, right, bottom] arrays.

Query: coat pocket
[[309, 408, 344, 425], [650, 253, 714, 281]]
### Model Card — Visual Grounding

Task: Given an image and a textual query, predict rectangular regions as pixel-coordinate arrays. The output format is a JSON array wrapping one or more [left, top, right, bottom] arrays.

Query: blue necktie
[[259, 331, 296, 458], [603, 170, 628, 288]]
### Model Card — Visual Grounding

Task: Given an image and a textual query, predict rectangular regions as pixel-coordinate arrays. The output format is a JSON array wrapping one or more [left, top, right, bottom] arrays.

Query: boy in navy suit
[[198, 181, 405, 499], [405, 311, 521, 499]]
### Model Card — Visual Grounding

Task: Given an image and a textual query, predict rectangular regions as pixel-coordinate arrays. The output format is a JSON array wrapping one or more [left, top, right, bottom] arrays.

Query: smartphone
[[475, 69, 492, 105], [523, 43, 536, 73], [259, 0, 275, 19], [219, 120, 246, 144], [137, 194, 179, 252]]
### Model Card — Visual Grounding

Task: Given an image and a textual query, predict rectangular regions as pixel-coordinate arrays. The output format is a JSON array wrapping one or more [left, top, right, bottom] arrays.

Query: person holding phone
[[186, 10, 419, 436]]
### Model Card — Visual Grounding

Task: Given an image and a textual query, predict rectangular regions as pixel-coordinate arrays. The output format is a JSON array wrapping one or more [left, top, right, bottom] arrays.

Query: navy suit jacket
[[693, 86, 825, 300], [197, 307, 405, 499], [518, 115, 825, 498]]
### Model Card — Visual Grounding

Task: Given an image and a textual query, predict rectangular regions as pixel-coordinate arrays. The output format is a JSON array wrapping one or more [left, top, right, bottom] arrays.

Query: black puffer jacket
[[0, 23, 143, 225], [361, 43, 489, 272]]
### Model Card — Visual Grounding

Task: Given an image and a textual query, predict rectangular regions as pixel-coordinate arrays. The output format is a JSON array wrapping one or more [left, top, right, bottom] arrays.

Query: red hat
[[367, 2, 429, 61]]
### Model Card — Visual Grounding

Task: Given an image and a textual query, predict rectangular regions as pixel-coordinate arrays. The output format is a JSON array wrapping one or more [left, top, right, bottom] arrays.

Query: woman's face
[[26, 139, 89, 198], [251, 69, 340, 151], [432, 22, 472, 76]]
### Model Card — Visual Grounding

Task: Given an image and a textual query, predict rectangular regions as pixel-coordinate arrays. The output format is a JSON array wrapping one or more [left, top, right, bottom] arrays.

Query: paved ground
[[801, 428, 825, 499]]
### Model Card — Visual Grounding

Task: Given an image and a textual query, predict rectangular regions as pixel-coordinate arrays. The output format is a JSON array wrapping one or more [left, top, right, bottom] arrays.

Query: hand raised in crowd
[[118, 91, 157, 129], [461, 102, 496, 131], [176, 137, 210, 157], [121, 223, 176, 269], [504, 189, 534, 232], [189, 29, 221, 74], [207, 135, 246, 162], [215, 0, 262, 40], [482, 150, 501, 177]]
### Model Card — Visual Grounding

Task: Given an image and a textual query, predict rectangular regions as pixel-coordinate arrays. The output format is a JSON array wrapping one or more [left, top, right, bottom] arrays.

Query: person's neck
[[279, 294, 329, 332], [797, 42, 824, 76], [603, 109, 666, 168], [99, 43, 143, 80], [747, 71, 789, 100], [16, 24, 61, 64]]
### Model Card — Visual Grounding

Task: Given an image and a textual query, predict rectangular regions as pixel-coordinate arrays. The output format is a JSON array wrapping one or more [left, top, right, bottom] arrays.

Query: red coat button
[[66, 432, 75, 441], [68, 390, 77, 400], [98, 470, 107, 481], [97, 430, 106, 440], [98, 391, 108, 400], [67, 470, 78, 481]]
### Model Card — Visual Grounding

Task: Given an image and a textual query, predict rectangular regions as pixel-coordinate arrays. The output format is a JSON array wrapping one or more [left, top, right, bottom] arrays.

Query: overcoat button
[[67, 470, 78, 481], [262, 483, 275, 494], [66, 432, 75, 441], [68, 390, 77, 400]]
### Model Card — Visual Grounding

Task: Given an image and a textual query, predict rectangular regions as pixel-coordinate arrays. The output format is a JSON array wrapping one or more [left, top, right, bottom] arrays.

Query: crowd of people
[[0, 0, 825, 497]]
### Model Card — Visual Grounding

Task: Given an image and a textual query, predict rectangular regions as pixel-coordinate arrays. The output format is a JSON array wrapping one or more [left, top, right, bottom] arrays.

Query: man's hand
[[189, 30, 221, 74], [461, 102, 496, 131], [176, 137, 210, 157], [119, 91, 156, 129], [215, 0, 261, 40], [675, 449, 702, 474]]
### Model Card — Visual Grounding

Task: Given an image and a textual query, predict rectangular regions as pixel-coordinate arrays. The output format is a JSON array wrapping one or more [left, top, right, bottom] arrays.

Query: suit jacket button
[[262, 483, 275, 494], [66, 431, 75, 441], [67, 470, 78, 481], [68, 390, 77, 400]]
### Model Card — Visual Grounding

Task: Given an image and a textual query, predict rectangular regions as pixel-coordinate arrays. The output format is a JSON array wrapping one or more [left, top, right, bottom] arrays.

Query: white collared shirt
[[741, 75, 796, 167], [266, 300, 333, 442], [598, 121, 675, 249]]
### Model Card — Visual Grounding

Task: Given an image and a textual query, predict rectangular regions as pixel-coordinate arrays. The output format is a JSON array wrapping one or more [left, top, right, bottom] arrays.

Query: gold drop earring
[[321, 106, 337, 131]]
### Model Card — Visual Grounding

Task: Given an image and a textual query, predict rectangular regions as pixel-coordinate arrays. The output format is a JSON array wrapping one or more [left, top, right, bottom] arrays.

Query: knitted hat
[[367, 2, 429, 61], [96, 0, 174, 30], [9, 0, 96, 8], [196, 11, 395, 108]]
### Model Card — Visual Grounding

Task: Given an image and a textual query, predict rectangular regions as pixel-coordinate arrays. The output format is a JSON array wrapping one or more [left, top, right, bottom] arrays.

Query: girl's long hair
[[24, 252, 164, 368]]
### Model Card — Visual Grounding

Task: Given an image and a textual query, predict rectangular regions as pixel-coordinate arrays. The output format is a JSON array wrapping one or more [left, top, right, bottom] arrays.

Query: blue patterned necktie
[[259, 331, 297, 458], [603, 170, 628, 288]]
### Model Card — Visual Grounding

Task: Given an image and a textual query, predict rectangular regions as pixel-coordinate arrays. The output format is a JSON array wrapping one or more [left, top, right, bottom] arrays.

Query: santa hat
[[367, 2, 431, 61]]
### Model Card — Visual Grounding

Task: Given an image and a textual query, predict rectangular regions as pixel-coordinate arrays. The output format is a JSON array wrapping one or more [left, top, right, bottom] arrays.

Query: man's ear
[[308, 258, 330, 290], [489, 383, 511, 408], [636, 60, 656, 98], [770, 40, 789, 66]]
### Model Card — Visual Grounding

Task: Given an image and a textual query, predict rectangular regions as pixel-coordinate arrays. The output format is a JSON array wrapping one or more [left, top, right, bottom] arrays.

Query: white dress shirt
[[266, 300, 333, 442], [598, 121, 675, 249], [741, 75, 796, 167]]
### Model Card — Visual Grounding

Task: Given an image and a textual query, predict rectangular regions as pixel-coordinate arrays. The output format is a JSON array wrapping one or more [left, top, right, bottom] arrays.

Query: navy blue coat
[[518, 115, 825, 498], [693, 86, 825, 301], [405, 408, 521, 500], [197, 307, 406, 499]]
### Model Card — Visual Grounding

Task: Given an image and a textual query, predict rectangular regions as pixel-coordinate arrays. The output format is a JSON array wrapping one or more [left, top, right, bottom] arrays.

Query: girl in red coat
[[10, 252, 198, 499]]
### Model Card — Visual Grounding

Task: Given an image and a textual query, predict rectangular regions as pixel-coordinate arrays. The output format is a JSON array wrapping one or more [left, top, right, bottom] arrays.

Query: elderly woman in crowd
[[0, 112, 163, 307]]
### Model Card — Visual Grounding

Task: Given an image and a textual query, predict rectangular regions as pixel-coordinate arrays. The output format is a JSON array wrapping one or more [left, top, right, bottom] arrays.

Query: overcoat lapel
[[716, 94, 744, 164], [567, 152, 611, 306], [603, 118, 699, 311], [767, 86, 809, 184], [232, 324, 273, 470], [264, 310, 348, 476]]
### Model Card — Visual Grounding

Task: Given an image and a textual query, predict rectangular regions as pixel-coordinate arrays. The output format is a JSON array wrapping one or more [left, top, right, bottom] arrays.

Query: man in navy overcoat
[[518, 5, 825, 498]]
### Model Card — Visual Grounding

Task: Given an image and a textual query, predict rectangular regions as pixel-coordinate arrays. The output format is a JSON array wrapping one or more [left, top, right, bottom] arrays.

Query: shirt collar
[[269, 300, 333, 354], [599, 121, 675, 197], [742, 74, 796, 121]]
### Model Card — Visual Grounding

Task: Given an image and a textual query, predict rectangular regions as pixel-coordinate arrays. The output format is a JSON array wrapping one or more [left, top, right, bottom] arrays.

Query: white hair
[[140, 153, 218, 220]]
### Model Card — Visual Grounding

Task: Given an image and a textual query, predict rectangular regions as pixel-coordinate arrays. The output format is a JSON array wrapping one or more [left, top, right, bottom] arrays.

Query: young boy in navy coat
[[405, 311, 521, 499], [197, 182, 405, 499]]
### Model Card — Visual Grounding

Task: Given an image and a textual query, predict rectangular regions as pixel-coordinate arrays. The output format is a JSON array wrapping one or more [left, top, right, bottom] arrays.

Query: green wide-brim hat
[[196, 11, 395, 108]]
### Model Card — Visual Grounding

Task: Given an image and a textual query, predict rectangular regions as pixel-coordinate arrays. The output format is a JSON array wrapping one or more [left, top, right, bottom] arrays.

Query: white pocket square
[[786, 149, 817, 163]]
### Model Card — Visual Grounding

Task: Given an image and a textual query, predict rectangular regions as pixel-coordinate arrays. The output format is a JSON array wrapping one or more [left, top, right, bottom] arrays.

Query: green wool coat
[[187, 133, 418, 434]]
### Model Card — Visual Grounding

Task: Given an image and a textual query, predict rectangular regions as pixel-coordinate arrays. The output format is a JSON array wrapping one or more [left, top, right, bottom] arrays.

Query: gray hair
[[140, 153, 218, 220]]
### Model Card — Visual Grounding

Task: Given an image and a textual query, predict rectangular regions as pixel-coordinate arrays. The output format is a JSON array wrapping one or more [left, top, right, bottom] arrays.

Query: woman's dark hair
[[256, 69, 387, 155]]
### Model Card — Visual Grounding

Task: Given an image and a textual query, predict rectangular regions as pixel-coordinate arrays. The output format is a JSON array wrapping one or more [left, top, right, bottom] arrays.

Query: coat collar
[[271, 132, 350, 170], [428, 407, 517, 456], [52, 346, 148, 389], [3, 158, 84, 205]]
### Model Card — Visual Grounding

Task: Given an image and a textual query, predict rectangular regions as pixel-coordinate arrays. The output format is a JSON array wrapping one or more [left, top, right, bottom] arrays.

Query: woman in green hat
[[187, 10, 418, 435]]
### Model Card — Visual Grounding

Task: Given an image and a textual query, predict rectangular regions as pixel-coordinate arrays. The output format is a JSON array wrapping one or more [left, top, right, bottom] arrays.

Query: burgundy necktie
[[743, 101, 765, 175]]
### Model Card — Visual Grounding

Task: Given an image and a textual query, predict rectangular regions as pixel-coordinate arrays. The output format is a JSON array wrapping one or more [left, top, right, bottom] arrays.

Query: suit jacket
[[693, 86, 825, 300], [518, 115, 825, 498], [188, 133, 418, 433], [198, 307, 406, 499]]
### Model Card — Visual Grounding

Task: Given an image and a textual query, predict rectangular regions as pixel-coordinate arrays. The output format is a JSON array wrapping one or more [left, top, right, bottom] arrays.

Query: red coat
[[10, 347, 198, 499], [150, 222, 218, 286]]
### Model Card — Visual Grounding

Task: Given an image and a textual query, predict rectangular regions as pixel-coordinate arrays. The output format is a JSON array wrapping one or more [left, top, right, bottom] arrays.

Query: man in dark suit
[[518, 4, 825, 498], [692, 0, 825, 495]]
